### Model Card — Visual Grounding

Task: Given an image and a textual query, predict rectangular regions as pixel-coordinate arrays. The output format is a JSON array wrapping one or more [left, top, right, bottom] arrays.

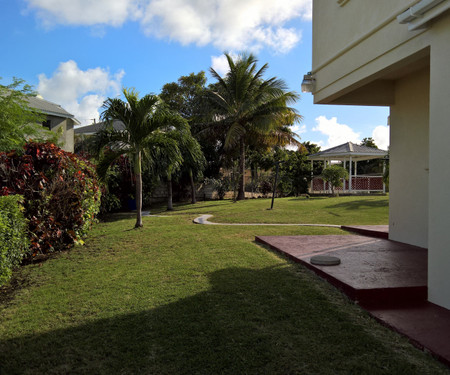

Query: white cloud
[[37, 60, 125, 125], [291, 124, 307, 135], [25, 0, 141, 27], [372, 125, 390, 150], [25, 0, 311, 53], [312, 116, 361, 149], [210, 53, 239, 77], [142, 0, 309, 53]]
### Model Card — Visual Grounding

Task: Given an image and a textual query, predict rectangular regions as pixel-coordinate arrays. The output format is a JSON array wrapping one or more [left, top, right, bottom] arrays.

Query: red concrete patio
[[255, 228, 450, 366]]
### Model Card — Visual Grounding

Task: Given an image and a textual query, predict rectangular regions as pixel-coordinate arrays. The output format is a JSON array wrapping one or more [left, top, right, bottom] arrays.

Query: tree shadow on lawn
[[0, 266, 437, 375], [325, 199, 388, 211], [287, 196, 329, 201]]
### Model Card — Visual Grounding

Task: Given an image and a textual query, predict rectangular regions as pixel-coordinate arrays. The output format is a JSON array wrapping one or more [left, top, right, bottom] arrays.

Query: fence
[[311, 175, 384, 194]]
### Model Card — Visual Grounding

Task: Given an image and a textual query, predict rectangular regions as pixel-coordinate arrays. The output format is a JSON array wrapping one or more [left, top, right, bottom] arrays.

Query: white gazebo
[[308, 142, 388, 194]]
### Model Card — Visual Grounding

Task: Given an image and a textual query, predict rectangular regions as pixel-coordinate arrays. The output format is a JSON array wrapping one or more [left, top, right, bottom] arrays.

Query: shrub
[[203, 177, 229, 200], [322, 165, 349, 196], [0, 142, 101, 256], [258, 176, 273, 197], [0, 195, 29, 285]]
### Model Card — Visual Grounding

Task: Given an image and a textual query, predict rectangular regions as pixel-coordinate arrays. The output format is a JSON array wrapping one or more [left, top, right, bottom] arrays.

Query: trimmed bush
[[0, 195, 29, 285], [0, 142, 101, 256]]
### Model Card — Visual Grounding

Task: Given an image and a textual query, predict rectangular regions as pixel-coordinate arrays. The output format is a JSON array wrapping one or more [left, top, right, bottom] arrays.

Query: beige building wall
[[311, 0, 450, 309], [389, 68, 429, 248], [48, 115, 75, 152], [428, 19, 450, 307]]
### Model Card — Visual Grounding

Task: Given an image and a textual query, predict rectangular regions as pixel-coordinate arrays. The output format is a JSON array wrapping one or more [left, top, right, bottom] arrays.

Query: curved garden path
[[193, 214, 341, 228]]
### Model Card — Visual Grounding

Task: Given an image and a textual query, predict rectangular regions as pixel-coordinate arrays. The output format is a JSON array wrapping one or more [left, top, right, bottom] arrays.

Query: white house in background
[[27, 95, 79, 152], [308, 0, 450, 310]]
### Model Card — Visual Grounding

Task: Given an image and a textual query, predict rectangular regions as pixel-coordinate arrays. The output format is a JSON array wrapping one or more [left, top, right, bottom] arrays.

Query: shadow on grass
[[0, 267, 438, 374], [287, 196, 329, 202], [325, 199, 388, 211]]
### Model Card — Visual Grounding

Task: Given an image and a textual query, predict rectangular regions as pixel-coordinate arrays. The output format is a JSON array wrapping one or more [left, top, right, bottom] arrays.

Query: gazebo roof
[[308, 142, 388, 161]]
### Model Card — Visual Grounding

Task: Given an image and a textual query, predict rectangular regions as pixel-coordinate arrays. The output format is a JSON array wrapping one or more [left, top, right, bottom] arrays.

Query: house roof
[[74, 120, 125, 135], [26, 95, 80, 124], [308, 142, 388, 161]]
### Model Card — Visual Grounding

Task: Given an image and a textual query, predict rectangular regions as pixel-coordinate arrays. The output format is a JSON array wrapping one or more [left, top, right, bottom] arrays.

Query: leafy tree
[[207, 53, 300, 200], [322, 165, 349, 196], [360, 137, 378, 149], [160, 72, 210, 200], [0, 78, 58, 152], [98, 88, 185, 228], [358, 137, 384, 175], [160, 72, 207, 121]]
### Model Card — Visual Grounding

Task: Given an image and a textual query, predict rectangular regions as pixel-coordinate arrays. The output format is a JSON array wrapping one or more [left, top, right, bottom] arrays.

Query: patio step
[[255, 235, 427, 306], [341, 225, 389, 239]]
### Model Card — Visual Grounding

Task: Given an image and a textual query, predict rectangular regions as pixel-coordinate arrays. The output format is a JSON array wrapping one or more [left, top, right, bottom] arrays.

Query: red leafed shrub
[[0, 142, 101, 256]]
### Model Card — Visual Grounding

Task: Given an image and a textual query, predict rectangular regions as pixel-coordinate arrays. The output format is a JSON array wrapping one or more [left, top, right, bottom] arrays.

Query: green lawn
[[155, 195, 390, 225], [1, 196, 448, 374]]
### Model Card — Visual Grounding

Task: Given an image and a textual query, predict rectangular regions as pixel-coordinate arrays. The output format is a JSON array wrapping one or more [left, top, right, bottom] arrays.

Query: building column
[[343, 160, 347, 191], [349, 156, 352, 191], [428, 25, 450, 310]]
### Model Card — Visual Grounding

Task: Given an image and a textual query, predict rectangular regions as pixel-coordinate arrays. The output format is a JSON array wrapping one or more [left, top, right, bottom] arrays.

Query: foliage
[[358, 137, 385, 175], [203, 177, 230, 200], [258, 176, 274, 196], [0, 142, 101, 256], [0, 195, 29, 285], [98, 87, 186, 227], [98, 155, 135, 215], [322, 165, 349, 196], [207, 53, 300, 200], [160, 71, 208, 121], [0, 78, 59, 153]]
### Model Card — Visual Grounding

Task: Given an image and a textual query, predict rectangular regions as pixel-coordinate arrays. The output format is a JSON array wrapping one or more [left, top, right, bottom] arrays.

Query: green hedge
[[0, 195, 29, 286]]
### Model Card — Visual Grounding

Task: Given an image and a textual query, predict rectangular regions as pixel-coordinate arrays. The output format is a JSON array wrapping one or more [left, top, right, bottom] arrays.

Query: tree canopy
[[206, 53, 301, 200], [0, 78, 58, 152], [98, 88, 186, 227]]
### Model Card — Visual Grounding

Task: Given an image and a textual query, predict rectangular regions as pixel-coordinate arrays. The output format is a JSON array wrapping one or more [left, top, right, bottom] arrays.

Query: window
[[42, 119, 51, 129]]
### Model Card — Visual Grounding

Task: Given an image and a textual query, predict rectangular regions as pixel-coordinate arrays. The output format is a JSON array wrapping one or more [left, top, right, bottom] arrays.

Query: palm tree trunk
[[134, 150, 143, 228], [237, 138, 246, 200], [167, 173, 173, 211], [189, 168, 196, 204]]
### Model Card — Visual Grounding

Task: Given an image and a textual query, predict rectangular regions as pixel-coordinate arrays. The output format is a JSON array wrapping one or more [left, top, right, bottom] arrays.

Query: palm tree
[[155, 126, 205, 209], [207, 53, 301, 200], [98, 88, 186, 228]]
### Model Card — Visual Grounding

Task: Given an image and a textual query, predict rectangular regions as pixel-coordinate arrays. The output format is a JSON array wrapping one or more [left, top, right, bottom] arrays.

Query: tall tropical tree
[[155, 128, 205, 209], [98, 88, 186, 228], [207, 53, 301, 200]]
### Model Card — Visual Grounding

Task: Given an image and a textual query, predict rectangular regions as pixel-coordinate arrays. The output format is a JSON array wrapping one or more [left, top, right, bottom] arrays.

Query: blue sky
[[1, 0, 389, 150]]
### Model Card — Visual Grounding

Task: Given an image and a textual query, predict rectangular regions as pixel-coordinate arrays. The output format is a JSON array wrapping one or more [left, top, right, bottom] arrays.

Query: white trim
[[408, 0, 450, 30]]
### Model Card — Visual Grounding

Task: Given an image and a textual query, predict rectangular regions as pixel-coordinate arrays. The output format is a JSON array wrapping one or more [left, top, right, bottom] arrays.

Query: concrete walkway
[[193, 214, 340, 228], [255, 233, 450, 367]]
